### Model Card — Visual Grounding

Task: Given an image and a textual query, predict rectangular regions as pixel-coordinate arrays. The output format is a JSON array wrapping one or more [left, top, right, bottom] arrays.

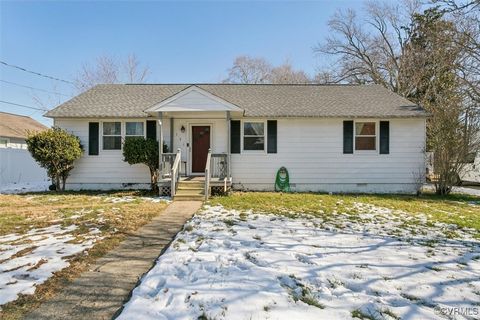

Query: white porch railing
[[204, 151, 230, 200], [160, 153, 176, 178], [204, 149, 212, 201], [210, 153, 228, 179], [170, 149, 181, 197]]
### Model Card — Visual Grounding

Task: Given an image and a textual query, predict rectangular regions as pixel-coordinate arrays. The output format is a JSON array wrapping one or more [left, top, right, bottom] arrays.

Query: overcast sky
[[0, 0, 367, 126]]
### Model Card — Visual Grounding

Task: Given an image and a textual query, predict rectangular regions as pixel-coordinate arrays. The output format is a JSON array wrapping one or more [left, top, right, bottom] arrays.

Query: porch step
[[177, 180, 203, 188], [178, 185, 204, 191], [173, 181, 205, 201], [175, 189, 203, 196], [174, 181, 205, 201], [174, 194, 205, 201], [178, 181, 204, 186]]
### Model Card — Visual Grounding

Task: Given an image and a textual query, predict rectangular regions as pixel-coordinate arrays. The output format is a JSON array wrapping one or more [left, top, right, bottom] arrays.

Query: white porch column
[[226, 111, 231, 178], [158, 112, 163, 174], [170, 117, 174, 152]]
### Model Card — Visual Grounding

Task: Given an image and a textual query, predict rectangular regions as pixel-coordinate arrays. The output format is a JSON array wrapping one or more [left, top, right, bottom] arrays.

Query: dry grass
[[211, 192, 480, 237], [0, 190, 169, 320]]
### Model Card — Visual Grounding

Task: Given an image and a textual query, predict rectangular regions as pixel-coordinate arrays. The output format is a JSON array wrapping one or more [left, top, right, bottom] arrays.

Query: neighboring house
[[0, 112, 49, 185], [45, 84, 427, 195], [0, 112, 47, 149], [460, 152, 480, 184], [459, 134, 480, 185]]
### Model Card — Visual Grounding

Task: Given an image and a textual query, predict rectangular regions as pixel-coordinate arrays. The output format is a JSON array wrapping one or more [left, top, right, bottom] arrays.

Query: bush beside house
[[26, 127, 83, 191]]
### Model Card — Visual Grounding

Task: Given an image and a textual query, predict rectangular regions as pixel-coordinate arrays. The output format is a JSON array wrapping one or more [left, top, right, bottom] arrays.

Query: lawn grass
[[0, 190, 169, 320], [210, 192, 480, 235]]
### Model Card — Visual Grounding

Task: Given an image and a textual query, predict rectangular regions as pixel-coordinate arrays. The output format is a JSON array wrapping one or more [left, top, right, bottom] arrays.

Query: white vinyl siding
[[231, 118, 425, 193], [0, 137, 28, 149], [55, 116, 425, 193], [56, 119, 151, 185]]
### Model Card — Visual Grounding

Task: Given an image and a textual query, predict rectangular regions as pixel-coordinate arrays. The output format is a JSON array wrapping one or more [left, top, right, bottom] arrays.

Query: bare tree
[[396, 7, 479, 194], [432, 0, 479, 13], [315, 1, 479, 194], [224, 56, 272, 84], [270, 61, 311, 84], [224, 55, 311, 84], [74, 54, 149, 91], [123, 54, 149, 83], [31, 82, 70, 113], [314, 1, 422, 97]]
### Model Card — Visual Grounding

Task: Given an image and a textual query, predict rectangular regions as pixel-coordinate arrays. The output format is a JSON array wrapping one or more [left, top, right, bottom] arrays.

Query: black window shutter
[[343, 120, 354, 154], [380, 121, 390, 154], [267, 120, 277, 153], [88, 122, 99, 156], [230, 120, 240, 154], [146, 120, 157, 141]]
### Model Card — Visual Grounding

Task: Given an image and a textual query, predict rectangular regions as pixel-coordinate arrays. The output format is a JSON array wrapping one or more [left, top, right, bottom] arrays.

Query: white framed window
[[102, 122, 122, 150], [243, 121, 265, 151], [125, 122, 144, 137], [0, 137, 9, 148], [355, 122, 376, 151]]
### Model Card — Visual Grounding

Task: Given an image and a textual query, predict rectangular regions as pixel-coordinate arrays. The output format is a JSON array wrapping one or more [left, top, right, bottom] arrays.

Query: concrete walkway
[[26, 201, 202, 320]]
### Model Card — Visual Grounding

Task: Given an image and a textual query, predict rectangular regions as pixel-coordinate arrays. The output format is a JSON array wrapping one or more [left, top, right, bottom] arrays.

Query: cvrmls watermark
[[435, 306, 479, 317]]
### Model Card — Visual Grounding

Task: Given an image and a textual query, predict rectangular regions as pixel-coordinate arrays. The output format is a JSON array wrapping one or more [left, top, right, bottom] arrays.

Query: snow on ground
[[103, 195, 172, 204], [0, 224, 102, 306], [0, 181, 50, 194], [423, 184, 480, 197], [454, 186, 480, 197], [119, 204, 480, 320]]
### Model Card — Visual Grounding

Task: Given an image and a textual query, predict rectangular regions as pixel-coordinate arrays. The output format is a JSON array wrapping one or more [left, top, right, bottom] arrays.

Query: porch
[[144, 86, 242, 200], [158, 150, 232, 200]]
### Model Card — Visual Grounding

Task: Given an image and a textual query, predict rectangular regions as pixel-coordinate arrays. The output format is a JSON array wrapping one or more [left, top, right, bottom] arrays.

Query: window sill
[[354, 150, 378, 155], [241, 150, 267, 155]]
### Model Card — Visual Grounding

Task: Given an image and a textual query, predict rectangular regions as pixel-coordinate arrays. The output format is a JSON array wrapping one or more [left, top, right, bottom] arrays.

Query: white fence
[[0, 148, 48, 185]]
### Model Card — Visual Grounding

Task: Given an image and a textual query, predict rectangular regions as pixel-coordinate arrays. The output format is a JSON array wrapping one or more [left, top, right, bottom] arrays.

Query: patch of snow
[[0, 225, 102, 306], [0, 181, 50, 194], [119, 205, 480, 320], [143, 196, 172, 203], [454, 186, 480, 197], [423, 184, 480, 197], [103, 196, 171, 204]]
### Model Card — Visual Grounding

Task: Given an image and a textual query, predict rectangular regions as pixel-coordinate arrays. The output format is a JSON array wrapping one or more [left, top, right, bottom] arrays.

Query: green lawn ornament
[[275, 166, 291, 192]]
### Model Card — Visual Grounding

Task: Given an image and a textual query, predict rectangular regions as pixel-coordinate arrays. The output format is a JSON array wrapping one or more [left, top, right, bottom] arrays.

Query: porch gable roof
[[144, 86, 243, 113]]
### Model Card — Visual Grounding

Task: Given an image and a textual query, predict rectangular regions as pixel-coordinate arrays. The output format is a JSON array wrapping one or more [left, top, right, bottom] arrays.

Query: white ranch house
[[45, 84, 427, 199]]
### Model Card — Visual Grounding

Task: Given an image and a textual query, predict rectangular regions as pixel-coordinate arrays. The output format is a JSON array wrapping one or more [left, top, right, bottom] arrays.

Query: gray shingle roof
[[0, 112, 48, 139], [45, 84, 426, 118]]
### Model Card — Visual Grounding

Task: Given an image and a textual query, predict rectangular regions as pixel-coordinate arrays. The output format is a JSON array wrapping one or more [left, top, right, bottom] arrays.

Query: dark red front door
[[192, 126, 210, 173]]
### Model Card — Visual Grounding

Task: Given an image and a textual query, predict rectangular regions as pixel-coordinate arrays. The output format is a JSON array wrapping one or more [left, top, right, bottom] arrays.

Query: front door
[[191, 126, 211, 173]]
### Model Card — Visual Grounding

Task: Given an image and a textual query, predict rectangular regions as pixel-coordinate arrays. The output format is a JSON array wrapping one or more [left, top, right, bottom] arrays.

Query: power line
[[0, 79, 70, 97], [0, 60, 75, 85], [0, 100, 49, 111]]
